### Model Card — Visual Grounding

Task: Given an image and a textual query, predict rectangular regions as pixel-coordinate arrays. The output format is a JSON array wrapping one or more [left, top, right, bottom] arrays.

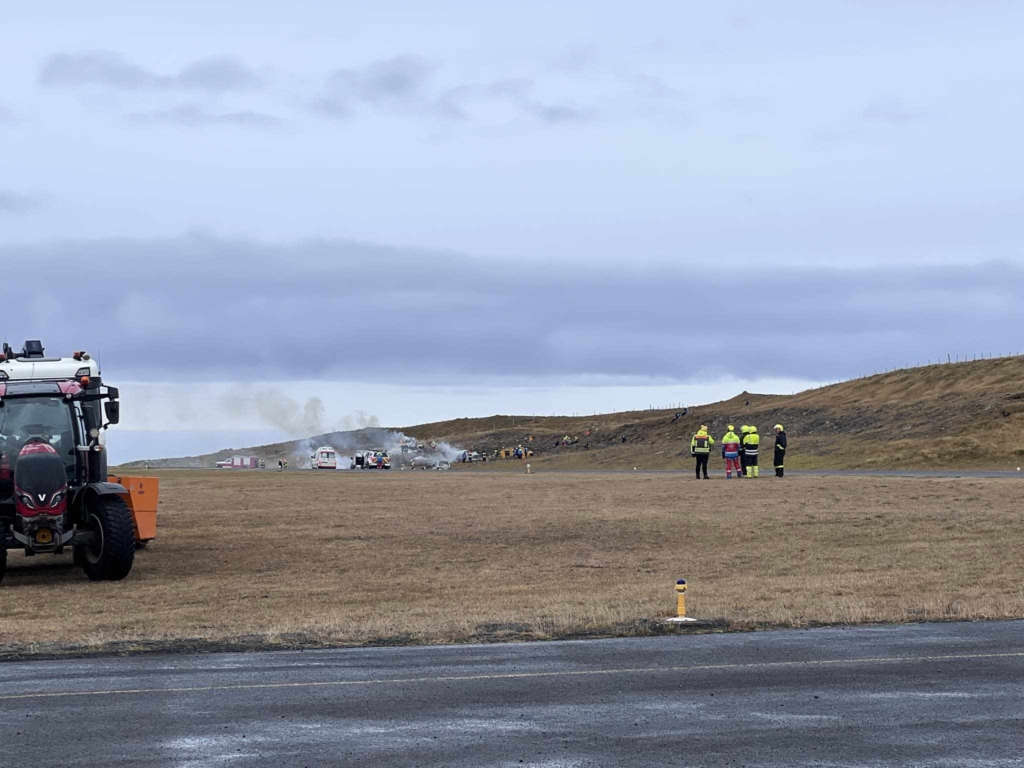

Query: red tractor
[[0, 340, 158, 584]]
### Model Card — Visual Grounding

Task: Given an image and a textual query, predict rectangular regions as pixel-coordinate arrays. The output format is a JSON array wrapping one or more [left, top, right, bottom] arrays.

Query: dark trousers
[[694, 453, 709, 478], [775, 450, 785, 477]]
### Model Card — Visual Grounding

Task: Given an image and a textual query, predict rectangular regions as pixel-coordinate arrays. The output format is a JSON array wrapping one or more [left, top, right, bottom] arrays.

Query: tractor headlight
[[50, 490, 66, 508], [89, 427, 100, 439], [17, 492, 36, 509]]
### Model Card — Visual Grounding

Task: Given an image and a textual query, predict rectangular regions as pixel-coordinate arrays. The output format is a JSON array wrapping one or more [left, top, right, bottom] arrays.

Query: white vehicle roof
[[315, 446, 335, 452], [0, 354, 100, 382]]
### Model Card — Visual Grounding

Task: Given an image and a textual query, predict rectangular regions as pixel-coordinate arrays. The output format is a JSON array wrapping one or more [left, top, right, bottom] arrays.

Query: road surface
[[1, 621, 1022, 766]]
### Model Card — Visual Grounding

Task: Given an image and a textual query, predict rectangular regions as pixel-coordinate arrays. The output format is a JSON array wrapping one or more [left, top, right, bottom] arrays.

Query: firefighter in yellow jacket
[[742, 425, 760, 477], [690, 425, 714, 479]]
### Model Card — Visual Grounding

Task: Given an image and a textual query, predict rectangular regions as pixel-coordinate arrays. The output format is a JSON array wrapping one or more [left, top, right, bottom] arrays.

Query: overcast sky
[[2, 2, 1022, 460]]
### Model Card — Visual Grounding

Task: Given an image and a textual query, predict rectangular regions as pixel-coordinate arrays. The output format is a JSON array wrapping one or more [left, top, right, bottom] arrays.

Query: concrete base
[[665, 616, 699, 623]]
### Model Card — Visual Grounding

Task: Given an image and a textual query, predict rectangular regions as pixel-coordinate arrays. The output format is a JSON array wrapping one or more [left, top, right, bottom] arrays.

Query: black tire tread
[[82, 496, 135, 581]]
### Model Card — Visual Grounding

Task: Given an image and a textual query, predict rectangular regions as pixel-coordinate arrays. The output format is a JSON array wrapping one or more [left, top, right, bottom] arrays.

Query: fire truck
[[0, 340, 158, 584]]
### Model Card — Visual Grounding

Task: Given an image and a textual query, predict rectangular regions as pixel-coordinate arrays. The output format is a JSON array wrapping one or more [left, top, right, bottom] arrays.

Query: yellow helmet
[[700, 424, 708, 431], [726, 424, 735, 432], [750, 425, 758, 433], [740, 425, 750, 433], [774, 424, 784, 431]]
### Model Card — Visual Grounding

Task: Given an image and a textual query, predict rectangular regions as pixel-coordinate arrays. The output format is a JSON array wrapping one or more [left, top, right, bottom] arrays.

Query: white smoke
[[217, 387, 467, 468], [222, 386, 381, 439]]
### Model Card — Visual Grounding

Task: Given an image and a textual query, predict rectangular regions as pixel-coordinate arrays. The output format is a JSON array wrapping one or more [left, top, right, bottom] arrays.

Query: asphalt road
[[1, 622, 1022, 767]]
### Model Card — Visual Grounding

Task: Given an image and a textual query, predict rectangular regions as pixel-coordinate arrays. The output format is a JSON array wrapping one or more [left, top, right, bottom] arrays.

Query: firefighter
[[690, 425, 714, 479], [743, 426, 760, 477], [773, 424, 787, 477], [721, 424, 741, 479], [738, 426, 750, 478]]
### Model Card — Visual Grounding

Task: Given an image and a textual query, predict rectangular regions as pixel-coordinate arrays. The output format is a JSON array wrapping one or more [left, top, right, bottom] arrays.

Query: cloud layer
[[2, 236, 1019, 385], [125, 104, 284, 129], [310, 56, 598, 125], [0, 191, 40, 214], [38, 51, 265, 93]]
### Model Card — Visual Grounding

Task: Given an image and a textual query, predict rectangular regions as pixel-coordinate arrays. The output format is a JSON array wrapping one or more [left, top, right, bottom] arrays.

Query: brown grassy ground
[[1, 470, 1022, 657]]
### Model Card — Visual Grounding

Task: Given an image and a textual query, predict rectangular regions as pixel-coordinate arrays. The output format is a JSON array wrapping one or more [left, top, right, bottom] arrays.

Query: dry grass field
[[1, 470, 1022, 657]]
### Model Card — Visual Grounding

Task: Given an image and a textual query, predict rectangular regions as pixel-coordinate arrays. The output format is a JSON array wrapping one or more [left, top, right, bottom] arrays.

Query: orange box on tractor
[[0, 340, 159, 585], [108, 475, 159, 543]]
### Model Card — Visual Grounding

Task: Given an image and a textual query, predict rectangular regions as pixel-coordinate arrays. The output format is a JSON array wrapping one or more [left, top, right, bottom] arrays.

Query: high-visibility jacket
[[742, 431, 760, 456], [690, 431, 714, 455], [721, 431, 741, 458]]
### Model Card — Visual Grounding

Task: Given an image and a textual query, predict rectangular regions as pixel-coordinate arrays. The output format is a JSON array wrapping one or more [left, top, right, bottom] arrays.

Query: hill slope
[[121, 357, 1024, 470]]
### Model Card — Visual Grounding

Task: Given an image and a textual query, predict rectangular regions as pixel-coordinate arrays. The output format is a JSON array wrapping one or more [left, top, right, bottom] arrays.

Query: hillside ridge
[[119, 357, 1024, 470]]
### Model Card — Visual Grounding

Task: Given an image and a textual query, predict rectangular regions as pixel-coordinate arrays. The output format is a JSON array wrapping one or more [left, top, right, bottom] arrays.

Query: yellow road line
[[1, 651, 1022, 702]]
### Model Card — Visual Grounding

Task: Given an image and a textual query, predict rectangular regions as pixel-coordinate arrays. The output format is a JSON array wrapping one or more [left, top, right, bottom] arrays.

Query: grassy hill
[[121, 357, 1024, 470]]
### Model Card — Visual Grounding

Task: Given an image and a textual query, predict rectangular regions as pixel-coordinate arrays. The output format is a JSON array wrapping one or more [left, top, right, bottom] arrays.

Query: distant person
[[620, 434, 628, 444], [720, 425, 742, 479], [738, 426, 750, 478], [690, 425, 714, 480], [773, 424, 787, 477], [743, 426, 760, 477]]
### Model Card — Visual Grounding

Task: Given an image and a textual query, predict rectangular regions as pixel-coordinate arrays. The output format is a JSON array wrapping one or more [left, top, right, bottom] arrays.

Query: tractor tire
[[0, 546, 6, 585], [80, 496, 136, 581]]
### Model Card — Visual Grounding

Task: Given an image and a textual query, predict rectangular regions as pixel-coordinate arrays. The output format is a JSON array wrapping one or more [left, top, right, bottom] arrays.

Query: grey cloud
[[0, 191, 41, 214], [524, 102, 597, 125], [864, 96, 922, 124], [548, 44, 600, 73], [437, 77, 597, 125], [174, 57, 265, 93], [434, 78, 533, 120], [311, 58, 597, 126], [126, 104, 284, 129], [311, 56, 432, 118], [628, 73, 679, 100], [2, 235, 1019, 385], [38, 50, 265, 93]]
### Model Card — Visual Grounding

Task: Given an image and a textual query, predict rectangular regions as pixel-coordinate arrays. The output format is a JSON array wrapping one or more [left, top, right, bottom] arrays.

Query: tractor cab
[[0, 340, 157, 585]]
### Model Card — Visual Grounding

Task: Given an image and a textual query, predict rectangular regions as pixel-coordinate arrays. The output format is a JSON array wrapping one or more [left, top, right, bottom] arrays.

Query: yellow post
[[666, 578, 697, 623], [675, 579, 687, 618]]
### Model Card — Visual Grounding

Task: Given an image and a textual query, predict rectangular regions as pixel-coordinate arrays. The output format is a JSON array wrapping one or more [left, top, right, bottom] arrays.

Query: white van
[[311, 446, 338, 469]]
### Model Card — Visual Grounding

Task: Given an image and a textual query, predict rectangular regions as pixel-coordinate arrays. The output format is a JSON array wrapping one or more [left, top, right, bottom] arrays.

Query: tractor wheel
[[0, 546, 6, 585], [80, 496, 136, 581]]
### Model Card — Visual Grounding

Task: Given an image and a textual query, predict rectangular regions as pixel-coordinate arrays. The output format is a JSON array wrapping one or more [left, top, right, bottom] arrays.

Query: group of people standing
[[689, 424, 787, 479]]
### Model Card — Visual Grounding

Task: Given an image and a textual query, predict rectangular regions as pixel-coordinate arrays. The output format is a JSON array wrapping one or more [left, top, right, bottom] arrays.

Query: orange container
[[108, 475, 159, 542]]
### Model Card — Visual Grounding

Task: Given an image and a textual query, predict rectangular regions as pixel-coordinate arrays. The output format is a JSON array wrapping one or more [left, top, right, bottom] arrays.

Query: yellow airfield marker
[[666, 579, 698, 624]]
